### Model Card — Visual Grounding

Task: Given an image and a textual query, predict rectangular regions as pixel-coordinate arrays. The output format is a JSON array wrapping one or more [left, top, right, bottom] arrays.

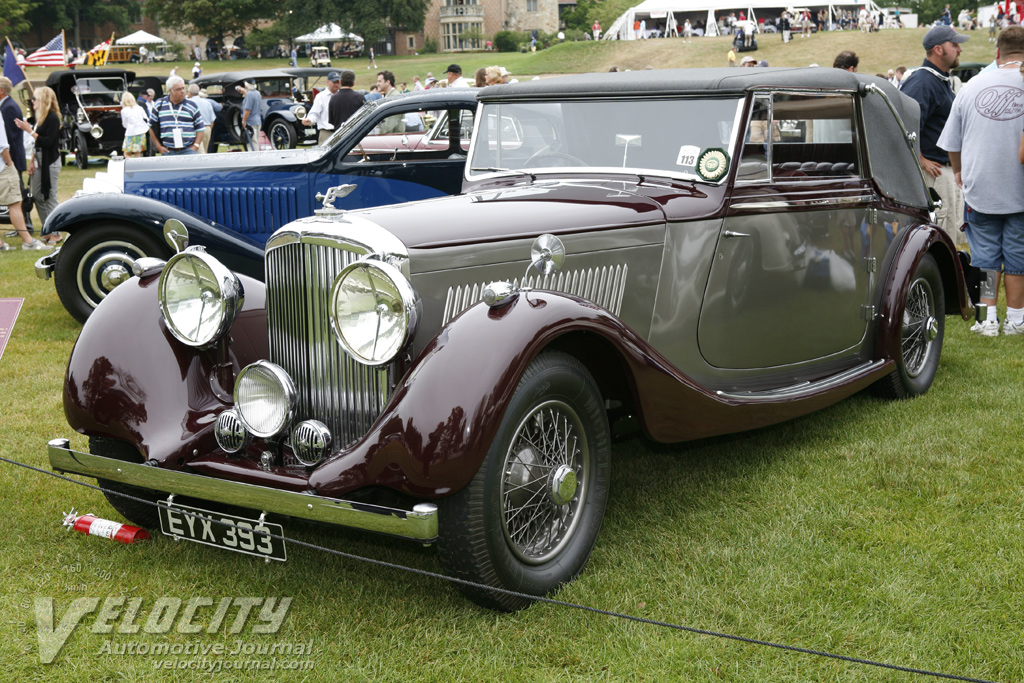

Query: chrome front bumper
[[35, 249, 58, 280], [47, 438, 438, 542]]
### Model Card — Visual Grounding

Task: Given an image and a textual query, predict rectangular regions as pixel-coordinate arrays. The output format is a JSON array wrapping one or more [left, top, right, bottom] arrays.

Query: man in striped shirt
[[148, 76, 205, 155]]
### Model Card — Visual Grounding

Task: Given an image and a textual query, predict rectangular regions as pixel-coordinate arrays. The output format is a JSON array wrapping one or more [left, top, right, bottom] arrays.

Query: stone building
[[397, 0, 560, 55]]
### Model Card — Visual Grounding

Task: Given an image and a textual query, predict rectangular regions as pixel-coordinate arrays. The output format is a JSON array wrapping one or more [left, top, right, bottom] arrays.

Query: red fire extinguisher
[[62, 509, 150, 544]]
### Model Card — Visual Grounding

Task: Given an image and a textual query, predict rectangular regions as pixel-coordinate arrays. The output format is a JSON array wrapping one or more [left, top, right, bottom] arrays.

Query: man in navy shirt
[[900, 25, 969, 247]]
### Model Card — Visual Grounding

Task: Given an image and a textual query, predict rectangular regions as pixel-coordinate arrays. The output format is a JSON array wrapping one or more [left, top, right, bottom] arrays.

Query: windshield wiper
[[470, 167, 536, 181]]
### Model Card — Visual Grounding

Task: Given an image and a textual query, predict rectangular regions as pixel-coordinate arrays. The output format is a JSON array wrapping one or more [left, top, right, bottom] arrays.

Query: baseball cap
[[923, 25, 969, 51], [194, 62, 201, 67], [499, 67, 511, 77], [740, 55, 756, 65], [327, 71, 341, 82], [446, 64, 462, 74]]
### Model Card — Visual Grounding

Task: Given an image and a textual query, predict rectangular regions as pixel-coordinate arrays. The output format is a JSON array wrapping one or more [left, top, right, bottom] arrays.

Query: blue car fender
[[43, 192, 266, 282]]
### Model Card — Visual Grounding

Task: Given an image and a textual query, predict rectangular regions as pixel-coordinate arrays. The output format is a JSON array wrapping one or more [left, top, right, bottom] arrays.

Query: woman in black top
[[16, 86, 62, 245]]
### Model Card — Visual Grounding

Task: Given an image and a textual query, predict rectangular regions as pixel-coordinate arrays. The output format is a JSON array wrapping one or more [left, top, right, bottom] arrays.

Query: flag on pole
[[3, 43, 25, 86], [85, 34, 113, 66], [23, 32, 65, 67]]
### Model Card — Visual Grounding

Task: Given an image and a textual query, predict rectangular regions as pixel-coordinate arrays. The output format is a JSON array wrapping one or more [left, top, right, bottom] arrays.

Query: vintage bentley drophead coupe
[[36, 88, 480, 322], [49, 69, 980, 610]]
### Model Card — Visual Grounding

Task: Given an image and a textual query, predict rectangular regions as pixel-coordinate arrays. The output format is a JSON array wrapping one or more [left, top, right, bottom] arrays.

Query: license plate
[[158, 501, 286, 561]]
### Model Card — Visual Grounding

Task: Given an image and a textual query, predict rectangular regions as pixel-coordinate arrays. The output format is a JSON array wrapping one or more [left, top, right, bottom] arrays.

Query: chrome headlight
[[90, 124, 104, 140], [234, 361, 296, 438], [293, 105, 307, 119], [329, 259, 418, 366], [158, 249, 244, 347]]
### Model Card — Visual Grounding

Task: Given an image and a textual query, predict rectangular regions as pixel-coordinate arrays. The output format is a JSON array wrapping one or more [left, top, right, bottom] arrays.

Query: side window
[[737, 95, 770, 182], [345, 107, 474, 162], [770, 93, 859, 180]]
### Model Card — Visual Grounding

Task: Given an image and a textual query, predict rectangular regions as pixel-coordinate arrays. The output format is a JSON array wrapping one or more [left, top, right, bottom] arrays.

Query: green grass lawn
[[20, 26, 1000, 95], [2, 28, 1022, 682]]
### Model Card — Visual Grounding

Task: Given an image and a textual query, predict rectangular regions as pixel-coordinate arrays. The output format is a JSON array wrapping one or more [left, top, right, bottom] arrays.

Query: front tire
[[267, 119, 296, 150], [75, 131, 89, 169], [93, 437, 162, 529], [438, 351, 611, 611], [872, 253, 944, 399], [54, 224, 169, 323]]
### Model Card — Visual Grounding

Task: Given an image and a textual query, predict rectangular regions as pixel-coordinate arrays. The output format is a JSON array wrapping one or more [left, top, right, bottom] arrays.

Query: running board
[[715, 360, 889, 402]]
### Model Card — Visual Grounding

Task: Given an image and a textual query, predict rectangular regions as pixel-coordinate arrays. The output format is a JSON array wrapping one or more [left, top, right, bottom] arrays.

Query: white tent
[[294, 24, 363, 44], [115, 30, 166, 46], [604, 0, 882, 39]]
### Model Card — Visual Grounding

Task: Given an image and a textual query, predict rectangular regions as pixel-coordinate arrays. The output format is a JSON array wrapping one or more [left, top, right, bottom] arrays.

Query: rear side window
[[738, 93, 860, 182]]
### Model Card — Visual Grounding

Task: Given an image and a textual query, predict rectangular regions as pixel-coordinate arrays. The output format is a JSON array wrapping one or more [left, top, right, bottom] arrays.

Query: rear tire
[[438, 351, 611, 611], [872, 253, 944, 399], [93, 437, 162, 529]]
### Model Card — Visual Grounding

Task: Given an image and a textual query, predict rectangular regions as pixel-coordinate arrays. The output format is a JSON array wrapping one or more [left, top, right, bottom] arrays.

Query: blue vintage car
[[37, 88, 480, 322]]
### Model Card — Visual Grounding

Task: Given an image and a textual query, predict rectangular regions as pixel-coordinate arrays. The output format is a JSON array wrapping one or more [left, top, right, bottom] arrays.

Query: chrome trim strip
[[442, 264, 629, 325], [730, 194, 875, 211], [715, 360, 888, 401], [47, 439, 438, 541]]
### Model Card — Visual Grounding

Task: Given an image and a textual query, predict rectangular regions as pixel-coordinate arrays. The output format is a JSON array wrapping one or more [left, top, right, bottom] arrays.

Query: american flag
[[23, 33, 65, 67]]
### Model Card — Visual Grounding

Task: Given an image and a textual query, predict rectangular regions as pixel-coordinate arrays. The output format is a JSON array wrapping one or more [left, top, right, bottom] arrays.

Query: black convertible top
[[191, 70, 295, 86]]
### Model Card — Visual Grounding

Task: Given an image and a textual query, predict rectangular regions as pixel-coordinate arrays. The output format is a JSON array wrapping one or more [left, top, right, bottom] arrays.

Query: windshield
[[72, 78, 128, 107], [468, 98, 744, 181]]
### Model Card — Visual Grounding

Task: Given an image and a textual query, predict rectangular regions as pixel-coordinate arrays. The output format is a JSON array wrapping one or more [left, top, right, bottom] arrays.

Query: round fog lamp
[[330, 259, 418, 366], [159, 249, 244, 347], [234, 361, 296, 439]]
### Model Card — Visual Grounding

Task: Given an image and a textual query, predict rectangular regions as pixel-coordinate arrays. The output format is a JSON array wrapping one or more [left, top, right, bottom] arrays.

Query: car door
[[699, 91, 876, 370], [314, 100, 477, 210]]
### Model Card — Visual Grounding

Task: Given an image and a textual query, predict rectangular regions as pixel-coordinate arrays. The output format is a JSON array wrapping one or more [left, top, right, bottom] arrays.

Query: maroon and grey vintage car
[[49, 69, 981, 610]]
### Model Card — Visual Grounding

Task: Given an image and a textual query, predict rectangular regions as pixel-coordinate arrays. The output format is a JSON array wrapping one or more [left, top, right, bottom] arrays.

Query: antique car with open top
[[48, 69, 981, 610], [46, 68, 135, 169], [35, 88, 480, 323]]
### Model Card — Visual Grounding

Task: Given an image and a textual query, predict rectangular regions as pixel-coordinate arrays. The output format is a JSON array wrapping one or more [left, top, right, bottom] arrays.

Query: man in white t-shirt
[[938, 26, 1024, 335]]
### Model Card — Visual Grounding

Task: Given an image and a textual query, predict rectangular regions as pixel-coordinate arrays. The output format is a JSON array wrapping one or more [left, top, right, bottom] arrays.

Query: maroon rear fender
[[873, 224, 973, 364]]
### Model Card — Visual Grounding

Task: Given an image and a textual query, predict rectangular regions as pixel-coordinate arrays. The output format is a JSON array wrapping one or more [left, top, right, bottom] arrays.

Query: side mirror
[[163, 219, 189, 253], [529, 233, 565, 276]]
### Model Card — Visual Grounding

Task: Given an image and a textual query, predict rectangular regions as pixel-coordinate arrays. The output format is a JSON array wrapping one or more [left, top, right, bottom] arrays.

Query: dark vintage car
[[190, 69, 315, 151], [47, 69, 982, 611], [36, 88, 480, 322], [46, 68, 135, 168]]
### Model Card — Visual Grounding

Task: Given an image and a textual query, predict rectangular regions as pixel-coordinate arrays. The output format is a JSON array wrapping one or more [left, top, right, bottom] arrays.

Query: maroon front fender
[[63, 272, 267, 465], [309, 289, 884, 499]]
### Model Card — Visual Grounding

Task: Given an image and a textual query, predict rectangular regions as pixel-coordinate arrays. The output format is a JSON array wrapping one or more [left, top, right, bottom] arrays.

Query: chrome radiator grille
[[266, 241, 391, 448]]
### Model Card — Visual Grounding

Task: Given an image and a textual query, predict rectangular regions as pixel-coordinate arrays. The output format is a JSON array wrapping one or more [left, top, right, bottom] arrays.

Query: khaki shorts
[[0, 163, 21, 205]]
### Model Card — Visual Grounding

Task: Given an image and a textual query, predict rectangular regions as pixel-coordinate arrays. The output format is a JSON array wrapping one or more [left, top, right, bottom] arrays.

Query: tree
[[285, 0, 428, 46], [144, 0, 282, 39], [1, 0, 39, 38], [25, 0, 141, 49]]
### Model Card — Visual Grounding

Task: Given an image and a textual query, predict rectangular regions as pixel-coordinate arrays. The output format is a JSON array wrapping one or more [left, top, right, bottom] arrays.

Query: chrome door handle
[[723, 230, 750, 238]]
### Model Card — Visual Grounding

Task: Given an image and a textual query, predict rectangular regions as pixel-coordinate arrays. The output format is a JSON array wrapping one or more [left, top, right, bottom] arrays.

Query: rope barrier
[[0, 454, 1001, 683]]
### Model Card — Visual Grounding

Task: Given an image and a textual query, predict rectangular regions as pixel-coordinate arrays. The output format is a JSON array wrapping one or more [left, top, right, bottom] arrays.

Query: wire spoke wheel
[[501, 400, 589, 564], [872, 252, 944, 399], [901, 276, 937, 378], [438, 351, 611, 611]]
